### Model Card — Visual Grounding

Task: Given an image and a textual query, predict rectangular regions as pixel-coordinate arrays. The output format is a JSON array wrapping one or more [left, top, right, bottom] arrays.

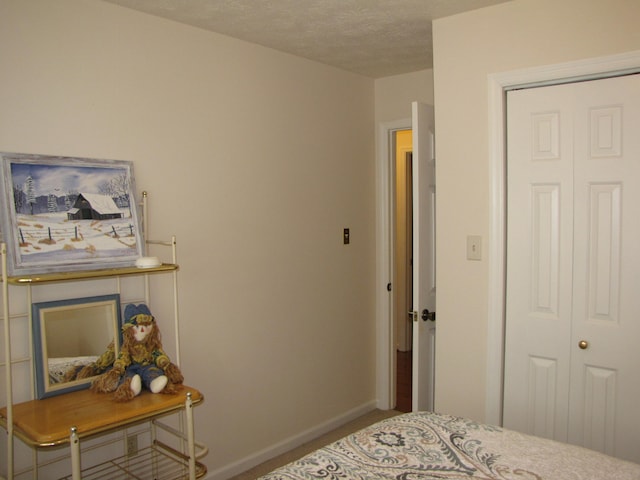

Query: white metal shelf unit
[[1, 204, 206, 480]]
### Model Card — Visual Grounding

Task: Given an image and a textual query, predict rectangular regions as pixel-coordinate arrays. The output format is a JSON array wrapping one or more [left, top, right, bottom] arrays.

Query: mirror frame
[[32, 294, 122, 399]]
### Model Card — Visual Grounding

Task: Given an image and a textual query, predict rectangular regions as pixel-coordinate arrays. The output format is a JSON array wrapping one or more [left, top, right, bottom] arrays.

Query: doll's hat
[[123, 303, 155, 326]]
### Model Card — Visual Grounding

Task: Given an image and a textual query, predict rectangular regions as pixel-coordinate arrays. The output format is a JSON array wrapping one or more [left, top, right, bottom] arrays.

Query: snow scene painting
[[0, 153, 144, 275]]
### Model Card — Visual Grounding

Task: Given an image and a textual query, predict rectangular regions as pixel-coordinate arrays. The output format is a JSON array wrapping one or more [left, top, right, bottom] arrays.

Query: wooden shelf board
[[0, 385, 202, 447]]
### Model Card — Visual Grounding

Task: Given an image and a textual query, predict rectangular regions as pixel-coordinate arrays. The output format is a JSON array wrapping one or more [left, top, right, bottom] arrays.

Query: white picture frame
[[0, 152, 144, 275]]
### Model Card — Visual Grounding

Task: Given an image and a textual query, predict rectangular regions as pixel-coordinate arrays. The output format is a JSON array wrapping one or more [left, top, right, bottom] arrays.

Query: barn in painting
[[67, 193, 123, 220]]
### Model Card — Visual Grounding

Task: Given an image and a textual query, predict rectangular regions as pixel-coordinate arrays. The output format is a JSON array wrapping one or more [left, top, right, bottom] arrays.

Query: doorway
[[394, 129, 413, 412], [376, 103, 436, 413]]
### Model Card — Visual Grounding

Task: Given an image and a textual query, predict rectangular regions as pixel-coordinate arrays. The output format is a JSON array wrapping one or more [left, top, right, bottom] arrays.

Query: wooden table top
[[0, 385, 203, 447]]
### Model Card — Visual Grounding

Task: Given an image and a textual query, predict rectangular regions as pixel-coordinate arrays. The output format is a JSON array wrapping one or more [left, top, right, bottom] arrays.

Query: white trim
[[376, 118, 410, 410], [485, 79, 507, 426], [486, 50, 640, 426]]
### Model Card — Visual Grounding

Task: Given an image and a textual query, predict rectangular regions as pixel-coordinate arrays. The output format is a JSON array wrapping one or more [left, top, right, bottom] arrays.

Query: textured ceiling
[[100, 0, 512, 78]]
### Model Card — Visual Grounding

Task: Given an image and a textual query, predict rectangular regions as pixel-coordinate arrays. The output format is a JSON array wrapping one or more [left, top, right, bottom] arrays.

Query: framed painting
[[32, 294, 122, 399], [0, 153, 144, 275]]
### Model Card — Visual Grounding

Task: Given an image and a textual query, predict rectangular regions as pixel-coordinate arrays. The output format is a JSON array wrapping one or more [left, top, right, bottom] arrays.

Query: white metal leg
[[70, 427, 81, 480], [185, 393, 195, 480], [2, 244, 14, 480]]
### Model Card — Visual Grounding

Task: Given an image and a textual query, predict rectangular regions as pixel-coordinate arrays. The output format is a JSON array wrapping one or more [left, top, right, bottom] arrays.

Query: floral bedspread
[[259, 412, 640, 480]]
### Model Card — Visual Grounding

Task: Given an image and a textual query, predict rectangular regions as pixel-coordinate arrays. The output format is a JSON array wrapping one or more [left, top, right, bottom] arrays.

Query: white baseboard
[[205, 400, 378, 480]]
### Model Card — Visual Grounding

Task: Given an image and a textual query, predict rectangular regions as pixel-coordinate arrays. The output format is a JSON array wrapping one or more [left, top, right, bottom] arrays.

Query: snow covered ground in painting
[[12, 211, 139, 268]]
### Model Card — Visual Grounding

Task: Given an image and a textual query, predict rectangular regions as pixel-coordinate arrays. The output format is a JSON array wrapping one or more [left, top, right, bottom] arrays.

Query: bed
[[48, 355, 98, 383], [259, 411, 640, 479]]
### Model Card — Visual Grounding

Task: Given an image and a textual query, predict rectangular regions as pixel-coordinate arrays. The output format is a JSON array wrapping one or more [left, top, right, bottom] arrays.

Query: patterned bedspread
[[259, 412, 640, 479], [48, 355, 98, 383]]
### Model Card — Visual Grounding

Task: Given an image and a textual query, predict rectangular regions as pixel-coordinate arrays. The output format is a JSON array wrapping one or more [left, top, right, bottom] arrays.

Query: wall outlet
[[126, 434, 138, 457]]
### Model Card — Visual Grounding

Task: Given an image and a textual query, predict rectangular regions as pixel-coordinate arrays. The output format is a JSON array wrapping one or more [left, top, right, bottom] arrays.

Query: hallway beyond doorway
[[396, 349, 412, 412]]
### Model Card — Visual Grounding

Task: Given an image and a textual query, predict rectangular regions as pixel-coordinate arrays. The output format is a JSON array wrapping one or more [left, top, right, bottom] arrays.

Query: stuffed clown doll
[[90, 304, 184, 402]]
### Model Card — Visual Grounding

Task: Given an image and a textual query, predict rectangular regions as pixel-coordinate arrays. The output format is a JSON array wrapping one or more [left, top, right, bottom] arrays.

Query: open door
[[411, 101, 436, 412]]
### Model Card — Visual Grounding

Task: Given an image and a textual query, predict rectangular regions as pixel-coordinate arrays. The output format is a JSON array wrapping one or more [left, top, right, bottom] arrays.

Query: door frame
[[376, 118, 411, 409], [486, 50, 640, 425]]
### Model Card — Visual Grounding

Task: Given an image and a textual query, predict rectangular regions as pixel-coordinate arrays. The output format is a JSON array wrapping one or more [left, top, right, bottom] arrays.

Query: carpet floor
[[228, 409, 402, 479]]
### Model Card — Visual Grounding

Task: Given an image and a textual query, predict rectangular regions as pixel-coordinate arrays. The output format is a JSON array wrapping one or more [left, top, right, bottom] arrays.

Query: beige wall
[[375, 70, 433, 123], [432, 0, 640, 422], [0, 0, 377, 477]]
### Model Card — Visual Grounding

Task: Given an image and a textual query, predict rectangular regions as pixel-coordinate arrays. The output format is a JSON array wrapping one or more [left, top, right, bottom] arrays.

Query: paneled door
[[503, 74, 640, 463], [411, 101, 436, 412]]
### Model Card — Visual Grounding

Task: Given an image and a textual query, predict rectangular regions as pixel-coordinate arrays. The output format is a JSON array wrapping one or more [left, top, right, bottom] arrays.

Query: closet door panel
[[505, 74, 640, 463]]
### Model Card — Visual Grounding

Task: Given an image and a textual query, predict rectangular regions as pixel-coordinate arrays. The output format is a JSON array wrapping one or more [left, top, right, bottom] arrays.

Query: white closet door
[[504, 74, 640, 463], [503, 81, 575, 443]]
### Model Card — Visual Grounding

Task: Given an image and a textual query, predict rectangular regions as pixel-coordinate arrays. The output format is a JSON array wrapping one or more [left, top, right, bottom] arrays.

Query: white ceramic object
[[135, 256, 161, 268]]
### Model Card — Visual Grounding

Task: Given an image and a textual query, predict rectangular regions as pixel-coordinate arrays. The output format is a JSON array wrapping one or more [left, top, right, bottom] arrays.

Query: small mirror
[[32, 294, 122, 399]]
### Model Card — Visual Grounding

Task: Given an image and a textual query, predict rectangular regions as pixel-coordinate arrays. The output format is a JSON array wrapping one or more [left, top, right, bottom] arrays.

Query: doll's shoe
[[131, 374, 142, 396], [150, 375, 168, 393]]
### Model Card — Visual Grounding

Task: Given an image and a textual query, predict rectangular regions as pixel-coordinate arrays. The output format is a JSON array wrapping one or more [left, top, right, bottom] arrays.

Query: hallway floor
[[396, 349, 412, 412]]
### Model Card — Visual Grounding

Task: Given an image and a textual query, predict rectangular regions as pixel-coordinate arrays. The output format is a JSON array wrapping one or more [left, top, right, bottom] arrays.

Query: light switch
[[343, 228, 350, 245], [467, 235, 482, 261]]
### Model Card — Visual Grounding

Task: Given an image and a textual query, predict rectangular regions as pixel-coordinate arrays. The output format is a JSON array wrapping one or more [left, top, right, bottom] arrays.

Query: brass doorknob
[[578, 340, 589, 350]]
